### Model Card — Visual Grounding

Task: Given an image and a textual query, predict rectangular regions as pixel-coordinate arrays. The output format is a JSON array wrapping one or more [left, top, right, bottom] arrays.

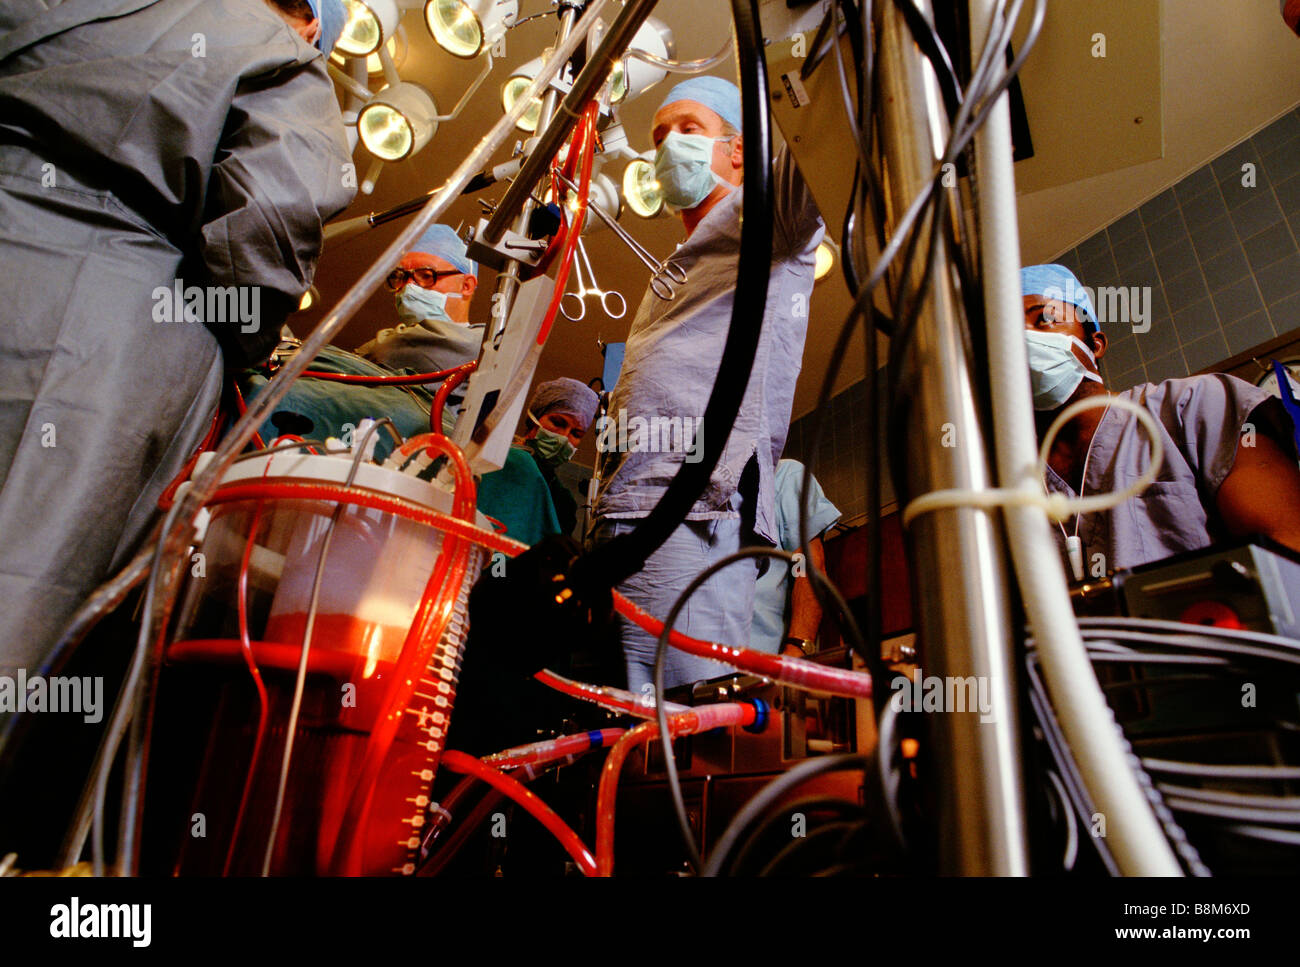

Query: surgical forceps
[[554, 170, 688, 301], [561, 235, 627, 321]]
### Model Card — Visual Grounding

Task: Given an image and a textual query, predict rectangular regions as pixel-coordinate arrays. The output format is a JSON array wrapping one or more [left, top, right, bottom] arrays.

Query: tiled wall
[[1055, 106, 1300, 388], [783, 369, 895, 525], [784, 105, 1300, 523]]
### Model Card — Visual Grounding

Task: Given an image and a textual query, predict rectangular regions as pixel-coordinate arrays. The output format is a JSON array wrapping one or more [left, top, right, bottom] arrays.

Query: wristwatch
[[783, 636, 817, 657]]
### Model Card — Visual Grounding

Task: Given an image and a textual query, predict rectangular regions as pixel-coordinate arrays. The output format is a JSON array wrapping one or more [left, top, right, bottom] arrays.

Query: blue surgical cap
[[1021, 263, 1099, 331], [529, 378, 600, 431], [657, 76, 743, 133], [409, 224, 477, 278], [307, 0, 346, 55]]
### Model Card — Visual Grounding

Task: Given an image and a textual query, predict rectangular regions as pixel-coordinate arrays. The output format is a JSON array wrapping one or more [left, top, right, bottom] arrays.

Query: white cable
[[901, 394, 1166, 526], [967, 0, 1182, 876]]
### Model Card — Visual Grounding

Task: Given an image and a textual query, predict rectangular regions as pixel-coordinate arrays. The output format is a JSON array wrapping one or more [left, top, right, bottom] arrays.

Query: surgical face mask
[[653, 131, 734, 211], [395, 284, 453, 324], [526, 413, 576, 469], [1024, 329, 1102, 410]]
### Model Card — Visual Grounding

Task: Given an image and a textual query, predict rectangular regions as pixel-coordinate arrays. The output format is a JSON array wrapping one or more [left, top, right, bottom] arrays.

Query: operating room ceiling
[[300, 0, 1300, 436]]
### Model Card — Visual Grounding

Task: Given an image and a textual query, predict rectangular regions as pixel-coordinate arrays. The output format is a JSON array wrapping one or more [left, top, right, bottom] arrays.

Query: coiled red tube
[[595, 702, 759, 876]]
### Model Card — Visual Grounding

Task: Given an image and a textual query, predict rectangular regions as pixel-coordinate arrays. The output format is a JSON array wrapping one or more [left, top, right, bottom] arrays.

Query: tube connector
[[741, 697, 769, 734]]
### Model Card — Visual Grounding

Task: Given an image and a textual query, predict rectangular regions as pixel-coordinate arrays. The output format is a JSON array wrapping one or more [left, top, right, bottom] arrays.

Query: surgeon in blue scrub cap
[[356, 224, 485, 400], [591, 72, 826, 691], [649, 76, 747, 233]]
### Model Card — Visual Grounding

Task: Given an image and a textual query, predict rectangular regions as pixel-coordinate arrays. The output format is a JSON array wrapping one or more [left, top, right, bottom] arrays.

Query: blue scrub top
[[750, 459, 841, 653]]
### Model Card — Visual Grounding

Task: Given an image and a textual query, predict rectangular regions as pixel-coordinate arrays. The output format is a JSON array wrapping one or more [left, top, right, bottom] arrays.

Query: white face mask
[[653, 131, 734, 211], [1024, 329, 1102, 410]]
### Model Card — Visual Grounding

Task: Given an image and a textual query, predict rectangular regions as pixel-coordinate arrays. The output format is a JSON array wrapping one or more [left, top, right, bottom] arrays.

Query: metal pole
[[482, 0, 660, 243], [490, 4, 582, 341], [875, 0, 1029, 874]]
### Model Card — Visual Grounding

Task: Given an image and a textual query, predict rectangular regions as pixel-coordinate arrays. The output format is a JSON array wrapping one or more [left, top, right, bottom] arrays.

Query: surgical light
[[337, 0, 399, 58], [622, 158, 663, 218], [501, 57, 546, 132], [426, 0, 517, 58], [814, 240, 836, 281], [565, 173, 623, 232], [331, 33, 404, 75], [610, 16, 673, 105], [358, 82, 438, 161]]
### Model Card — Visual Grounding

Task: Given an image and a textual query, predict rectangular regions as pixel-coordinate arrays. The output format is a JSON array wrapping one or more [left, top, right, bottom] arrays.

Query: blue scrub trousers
[[590, 504, 759, 695]]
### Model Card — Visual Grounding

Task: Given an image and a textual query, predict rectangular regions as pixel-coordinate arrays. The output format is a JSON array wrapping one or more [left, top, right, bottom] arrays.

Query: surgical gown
[[0, 0, 354, 695]]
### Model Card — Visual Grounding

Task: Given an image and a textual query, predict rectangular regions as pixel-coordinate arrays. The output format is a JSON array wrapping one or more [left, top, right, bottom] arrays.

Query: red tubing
[[205, 481, 527, 559], [204, 481, 870, 702], [223, 479, 272, 875], [158, 410, 224, 509], [429, 362, 476, 435], [268, 434, 320, 454], [328, 433, 477, 874], [612, 594, 874, 700], [595, 703, 759, 876], [231, 381, 267, 452], [441, 750, 596, 876], [536, 101, 599, 346], [299, 366, 466, 386], [534, 669, 689, 721]]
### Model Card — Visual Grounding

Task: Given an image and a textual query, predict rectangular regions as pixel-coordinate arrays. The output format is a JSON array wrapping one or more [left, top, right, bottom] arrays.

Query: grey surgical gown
[[1043, 374, 1297, 572], [0, 0, 354, 689]]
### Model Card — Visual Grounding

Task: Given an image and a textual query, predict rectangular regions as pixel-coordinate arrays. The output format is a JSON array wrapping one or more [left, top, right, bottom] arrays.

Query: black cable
[[756, 818, 867, 876], [651, 546, 867, 872], [702, 753, 873, 876], [892, 0, 962, 120], [725, 794, 867, 875], [579, 0, 774, 591]]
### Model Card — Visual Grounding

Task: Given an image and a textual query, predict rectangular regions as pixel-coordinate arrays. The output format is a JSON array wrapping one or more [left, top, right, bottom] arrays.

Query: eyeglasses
[[386, 267, 462, 290]]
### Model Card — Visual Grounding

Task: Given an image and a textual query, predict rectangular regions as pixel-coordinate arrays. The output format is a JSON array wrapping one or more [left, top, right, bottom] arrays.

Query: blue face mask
[[1025, 329, 1103, 410], [395, 284, 453, 324], [653, 131, 734, 211]]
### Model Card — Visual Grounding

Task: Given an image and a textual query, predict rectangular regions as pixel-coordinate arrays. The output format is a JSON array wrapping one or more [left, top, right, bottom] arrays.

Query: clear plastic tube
[[594, 702, 758, 876], [440, 750, 596, 876], [534, 668, 690, 720], [483, 727, 626, 771], [625, 38, 733, 74], [612, 593, 874, 699]]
